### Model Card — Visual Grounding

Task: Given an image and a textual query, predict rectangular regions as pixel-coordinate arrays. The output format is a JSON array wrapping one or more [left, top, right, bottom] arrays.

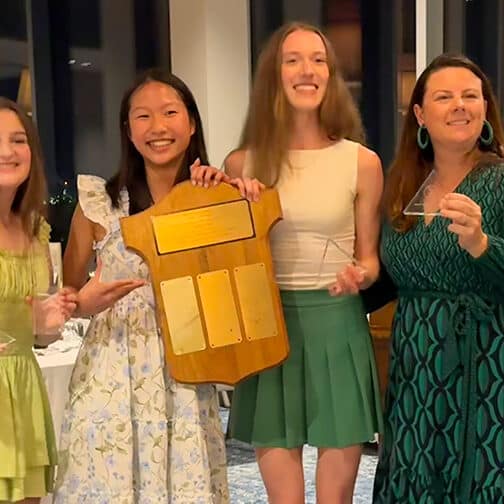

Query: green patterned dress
[[0, 219, 57, 502], [373, 164, 504, 503]]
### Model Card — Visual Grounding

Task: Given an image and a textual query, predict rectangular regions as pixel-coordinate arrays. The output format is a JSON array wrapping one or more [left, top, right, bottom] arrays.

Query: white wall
[[169, 0, 251, 168]]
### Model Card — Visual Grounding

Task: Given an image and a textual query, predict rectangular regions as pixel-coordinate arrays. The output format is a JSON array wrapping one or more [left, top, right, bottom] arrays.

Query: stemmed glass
[[30, 244, 65, 346]]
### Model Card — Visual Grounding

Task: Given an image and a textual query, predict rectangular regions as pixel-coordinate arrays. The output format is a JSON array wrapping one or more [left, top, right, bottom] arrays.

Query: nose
[[453, 95, 465, 110], [0, 140, 15, 158], [150, 113, 168, 133], [301, 58, 314, 75]]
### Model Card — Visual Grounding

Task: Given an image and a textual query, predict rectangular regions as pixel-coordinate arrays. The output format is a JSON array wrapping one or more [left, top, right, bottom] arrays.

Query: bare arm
[[354, 145, 384, 288], [63, 204, 96, 289], [223, 149, 246, 178]]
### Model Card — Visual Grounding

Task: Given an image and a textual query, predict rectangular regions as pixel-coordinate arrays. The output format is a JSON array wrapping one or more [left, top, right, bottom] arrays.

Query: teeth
[[149, 140, 173, 147], [448, 120, 469, 125], [295, 84, 317, 90]]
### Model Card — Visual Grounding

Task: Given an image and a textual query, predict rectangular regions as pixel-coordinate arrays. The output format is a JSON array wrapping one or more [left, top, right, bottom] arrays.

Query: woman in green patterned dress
[[0, 98, 76, 503], [373, 55, 504, 503]]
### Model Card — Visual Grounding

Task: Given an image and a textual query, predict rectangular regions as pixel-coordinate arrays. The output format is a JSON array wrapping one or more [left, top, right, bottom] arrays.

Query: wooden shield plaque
[[120, 181, 289, 385]]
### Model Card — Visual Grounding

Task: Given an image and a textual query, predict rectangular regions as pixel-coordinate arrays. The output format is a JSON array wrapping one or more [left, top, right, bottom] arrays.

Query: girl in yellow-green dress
[[0, 97, 76, 503]]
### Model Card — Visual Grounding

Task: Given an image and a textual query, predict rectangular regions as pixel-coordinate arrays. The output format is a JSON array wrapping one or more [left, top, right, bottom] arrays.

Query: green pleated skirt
[[229, 290, 383, 448]]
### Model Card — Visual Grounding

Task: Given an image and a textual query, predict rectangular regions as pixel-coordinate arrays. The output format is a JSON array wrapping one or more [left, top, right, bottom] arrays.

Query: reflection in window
[[324, 0, 362, 105], [0, 0, 29, 111]]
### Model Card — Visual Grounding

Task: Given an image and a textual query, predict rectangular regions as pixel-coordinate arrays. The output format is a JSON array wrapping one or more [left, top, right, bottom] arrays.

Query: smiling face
[[127, 80, 195, 173], [0, 109, 31, 192], [414, 67, 487, 152], [280, 29, 329, 115]]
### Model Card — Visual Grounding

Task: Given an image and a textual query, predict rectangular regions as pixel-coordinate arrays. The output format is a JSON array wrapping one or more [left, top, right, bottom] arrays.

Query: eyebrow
[[130, 102, 181, 113], [432, 88, 481, 94], [282, 50, 326, 57]]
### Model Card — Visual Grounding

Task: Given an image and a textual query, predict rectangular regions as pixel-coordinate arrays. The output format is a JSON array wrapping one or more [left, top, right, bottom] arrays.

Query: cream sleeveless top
[[245, 139, 359, 290]]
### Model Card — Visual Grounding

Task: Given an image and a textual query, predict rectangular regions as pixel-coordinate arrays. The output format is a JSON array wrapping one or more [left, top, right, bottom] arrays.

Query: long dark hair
[[383, 53, 504, 231], [105, 69, 209, 215], [0, 97, 47, 237]]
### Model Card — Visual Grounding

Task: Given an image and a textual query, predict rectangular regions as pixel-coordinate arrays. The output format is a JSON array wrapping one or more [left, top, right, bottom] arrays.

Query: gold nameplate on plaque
[[152, 200, 254, 254], [234, 263, 278, 341], [160, 276, 206, 355], [197, 269, 242, 348]]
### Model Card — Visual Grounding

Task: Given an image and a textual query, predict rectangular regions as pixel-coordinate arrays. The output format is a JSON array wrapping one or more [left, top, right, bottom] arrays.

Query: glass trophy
[[403, 169, 442, 216], [318, 238, 366, 279], [30, 245, 65, 345]]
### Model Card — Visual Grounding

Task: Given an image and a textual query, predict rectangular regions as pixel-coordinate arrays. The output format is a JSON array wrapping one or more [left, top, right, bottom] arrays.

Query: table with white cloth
[[35, 319, 89, 504]]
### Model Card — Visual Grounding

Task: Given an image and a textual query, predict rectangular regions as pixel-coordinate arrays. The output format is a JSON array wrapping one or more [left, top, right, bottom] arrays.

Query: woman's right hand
[[76, 260, 146, 317]]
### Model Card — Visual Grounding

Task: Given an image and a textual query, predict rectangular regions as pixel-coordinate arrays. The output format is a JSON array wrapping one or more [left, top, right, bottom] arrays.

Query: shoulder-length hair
[[383, 53, 504, 232], [239, 21, 364, 186], [106, 69, 209, 215], [0, 97, 47, 237]]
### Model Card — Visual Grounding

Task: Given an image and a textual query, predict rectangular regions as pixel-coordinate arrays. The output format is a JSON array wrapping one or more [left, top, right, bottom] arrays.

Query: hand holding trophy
[[30, 244, 76, 347]]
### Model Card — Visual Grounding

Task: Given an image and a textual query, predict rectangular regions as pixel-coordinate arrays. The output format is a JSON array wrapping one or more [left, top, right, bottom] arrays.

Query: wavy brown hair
[[0, 97, 47, 237], [239, 22, 364, 186], [383, 54, 504, 232]]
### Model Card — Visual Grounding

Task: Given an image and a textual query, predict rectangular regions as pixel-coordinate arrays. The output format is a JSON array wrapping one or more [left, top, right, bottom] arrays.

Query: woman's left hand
[[440, 193, 488, 257], [190, 158, 230, 187]]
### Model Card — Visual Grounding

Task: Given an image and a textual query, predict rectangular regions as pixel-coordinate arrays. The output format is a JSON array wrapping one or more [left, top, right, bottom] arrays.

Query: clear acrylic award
[[403, 169, 442, 216]]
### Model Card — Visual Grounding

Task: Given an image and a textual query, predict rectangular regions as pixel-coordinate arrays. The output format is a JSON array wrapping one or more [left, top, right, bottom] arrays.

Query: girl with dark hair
[[53, 70, 230, 503], [0, 97, 76, 503], [373, 54, 504, 503]]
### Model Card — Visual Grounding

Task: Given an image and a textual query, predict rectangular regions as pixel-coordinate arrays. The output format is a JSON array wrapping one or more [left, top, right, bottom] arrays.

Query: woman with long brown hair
[[373, 54, 504, 503], [226, 22, 383, 503], [0, 97, 76, 503]]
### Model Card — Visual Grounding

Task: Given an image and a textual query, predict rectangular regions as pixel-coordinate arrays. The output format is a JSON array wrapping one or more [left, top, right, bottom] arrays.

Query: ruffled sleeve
[[77, 175, 129, 234]]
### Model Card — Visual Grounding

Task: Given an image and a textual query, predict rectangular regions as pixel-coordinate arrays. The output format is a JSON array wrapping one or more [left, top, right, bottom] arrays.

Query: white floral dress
[[53, 175, 229, 504]]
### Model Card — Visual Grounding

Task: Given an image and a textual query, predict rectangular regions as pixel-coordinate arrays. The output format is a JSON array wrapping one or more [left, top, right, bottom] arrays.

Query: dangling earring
[[417, 125, 430, 150], [479, 119, 494, 146]]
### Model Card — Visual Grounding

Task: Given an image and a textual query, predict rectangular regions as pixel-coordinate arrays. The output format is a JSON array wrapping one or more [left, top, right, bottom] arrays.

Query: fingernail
[[191, 180, 196, 186]]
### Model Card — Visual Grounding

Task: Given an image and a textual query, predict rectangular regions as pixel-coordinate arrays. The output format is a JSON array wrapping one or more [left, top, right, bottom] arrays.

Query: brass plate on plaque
[[152, 200, 253, 254], [160, 276, 206, 355], [197, 269, 242, 348], [234, 263, 278, 341]]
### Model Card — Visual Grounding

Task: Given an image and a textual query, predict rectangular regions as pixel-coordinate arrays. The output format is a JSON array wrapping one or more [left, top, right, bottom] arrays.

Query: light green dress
[[0, 219, 57, 502]]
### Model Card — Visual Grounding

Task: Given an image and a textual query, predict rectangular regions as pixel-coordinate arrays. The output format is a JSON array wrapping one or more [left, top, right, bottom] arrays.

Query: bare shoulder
[[224, 149, 247, 178], [357, 144, 382, 173], [357, 144, 383, 195]]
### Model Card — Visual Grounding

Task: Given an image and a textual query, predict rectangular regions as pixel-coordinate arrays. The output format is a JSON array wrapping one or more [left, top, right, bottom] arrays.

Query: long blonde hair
[[239, 22, 364, 186]]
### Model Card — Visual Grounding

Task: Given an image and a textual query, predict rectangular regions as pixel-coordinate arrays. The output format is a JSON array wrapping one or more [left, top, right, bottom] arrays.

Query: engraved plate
[[152, 200, 253, 254], [160, 276, 206, 355], [197, 269, 242, 348], [234, 263, 278, 340]]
